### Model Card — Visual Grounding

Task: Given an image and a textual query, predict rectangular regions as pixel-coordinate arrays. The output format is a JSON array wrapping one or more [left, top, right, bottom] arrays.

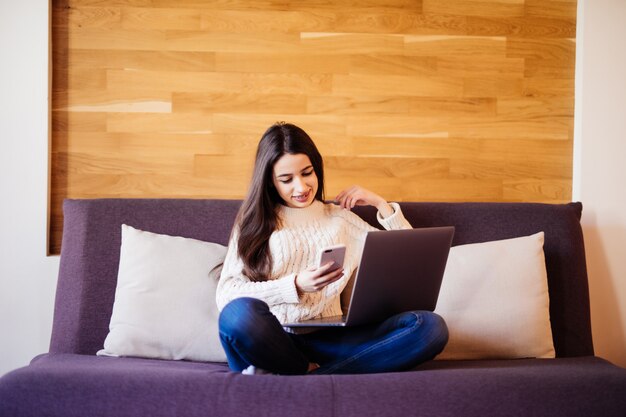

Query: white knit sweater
[[216, 200, 412, 325]]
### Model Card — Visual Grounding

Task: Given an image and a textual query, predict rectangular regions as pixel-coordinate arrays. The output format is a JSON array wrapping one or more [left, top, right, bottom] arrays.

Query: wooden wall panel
[[49, 0, 577, 254]]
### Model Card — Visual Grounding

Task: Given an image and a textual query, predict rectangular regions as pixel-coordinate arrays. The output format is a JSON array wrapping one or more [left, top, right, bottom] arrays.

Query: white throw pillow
[[97, 225, 228, 362], [435, 232, 555, 360]]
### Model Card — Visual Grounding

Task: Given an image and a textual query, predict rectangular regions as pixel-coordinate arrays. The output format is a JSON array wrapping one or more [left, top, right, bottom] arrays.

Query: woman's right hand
[[295, 262, 344, 293]]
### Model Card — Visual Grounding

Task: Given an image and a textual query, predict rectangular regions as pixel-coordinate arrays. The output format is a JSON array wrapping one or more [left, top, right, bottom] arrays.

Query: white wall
[[574, 0, 626, 368], [0, 0, 60, 376], [0, 0, 624, 376]]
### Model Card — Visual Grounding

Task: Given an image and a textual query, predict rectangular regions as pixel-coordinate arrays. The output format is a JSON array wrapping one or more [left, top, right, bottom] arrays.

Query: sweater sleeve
[[377, 202, 413, 230], [215, 233, 300, 311]]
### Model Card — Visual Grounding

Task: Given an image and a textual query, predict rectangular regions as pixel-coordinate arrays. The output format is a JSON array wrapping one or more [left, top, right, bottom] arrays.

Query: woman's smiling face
[[272, 153, 318, 208]]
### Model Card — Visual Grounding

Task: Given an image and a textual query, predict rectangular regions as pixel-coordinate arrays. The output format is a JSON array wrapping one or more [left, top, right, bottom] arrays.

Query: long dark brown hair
[[236, 122, 325, 282]]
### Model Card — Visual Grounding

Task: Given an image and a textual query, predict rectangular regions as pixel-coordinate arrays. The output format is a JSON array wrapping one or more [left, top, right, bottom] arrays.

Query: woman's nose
[[293, 176, 306, 190]]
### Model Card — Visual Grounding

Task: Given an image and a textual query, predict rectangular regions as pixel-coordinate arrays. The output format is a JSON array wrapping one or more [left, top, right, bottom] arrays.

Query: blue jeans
[[218, 297, 449, 375]]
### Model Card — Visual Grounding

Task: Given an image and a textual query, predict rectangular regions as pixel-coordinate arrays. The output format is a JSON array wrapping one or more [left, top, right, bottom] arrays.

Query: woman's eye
[[303, 171, 313, 176], [280, 179, 292, 184]]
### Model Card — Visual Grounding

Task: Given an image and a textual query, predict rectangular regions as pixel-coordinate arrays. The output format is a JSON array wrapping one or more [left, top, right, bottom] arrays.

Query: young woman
[[216, 122, 448, 375]]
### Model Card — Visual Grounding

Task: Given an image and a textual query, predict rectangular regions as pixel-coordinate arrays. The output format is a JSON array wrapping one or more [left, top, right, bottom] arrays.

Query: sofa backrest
[[50, 199, 593, 358]]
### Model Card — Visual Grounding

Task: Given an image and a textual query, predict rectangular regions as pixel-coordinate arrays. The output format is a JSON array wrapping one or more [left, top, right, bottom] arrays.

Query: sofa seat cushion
[[0, 353, 330, 417], [1, 354, 625, 417]]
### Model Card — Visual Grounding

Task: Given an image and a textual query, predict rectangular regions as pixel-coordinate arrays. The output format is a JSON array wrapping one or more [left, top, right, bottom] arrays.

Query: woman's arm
[[216, 233, 346, 311], [335, 185, 391, 214], [335, 185, 412, 230], [215, 235, 300, 311]]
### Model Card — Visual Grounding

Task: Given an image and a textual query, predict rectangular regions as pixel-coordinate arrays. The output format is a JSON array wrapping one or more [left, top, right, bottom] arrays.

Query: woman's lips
[[292, 191, 310, 202]]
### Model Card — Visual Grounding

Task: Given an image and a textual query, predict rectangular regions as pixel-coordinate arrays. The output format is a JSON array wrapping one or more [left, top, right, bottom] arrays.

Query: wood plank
[[403, 35, 507, 57], [333, 74, 464, 97], [106, 113, 213, 133], [308, 96, 494, 124], [409, 97, 497, 117], [54, 151, 194, 176], [152, 0, 423, 12], [199, 10, 457, 35], [423, 0, 525, 17], [215, 52, 350, 74], [57, 171, 247, 198], [343, 113, 571, 140], [52, 132, 259, 157], [172, 92, 307, 114], [503, 179, 571, 202], [467, 16, 576, 38], [60, 0, 151, 6], [211, 114, 346, 137], [345, 115, 452, 138], [53, 69, 107, 91], [496, 98, 574, 118], [324, 156, 449, 180], [463, 77, 523, 97], [121, 7, 202, 30], [448, 117, 571, 140], [68, 27, 301, 53], [165, 31, 302, 53], [349, 55, 437, 77], [330, 137, 573, 164], [62, 0, 423, 12], [193, 155, 254, 183], [67, 28, 167, 51], [300, 32, 405, 55], [52, 90, 172, 113], [51, 6, 121, 28], [399, 179, 505, 202], [242, 73, 333, 95], [404, 13, 468, 35], [436, 56, 525, 79], [450, 158, 571, 180], [524, 58, 575, 79], [200, 10, 323, 34], [107, 70, 332, 95], [523, 77, 575, 97], [51, 111, 107, 132], [106, 70, 243, 93], [507, 37, 576, 60], [525, 0, 578, 20], [55, 50, 216, 72], [307, 96, 412, 115]]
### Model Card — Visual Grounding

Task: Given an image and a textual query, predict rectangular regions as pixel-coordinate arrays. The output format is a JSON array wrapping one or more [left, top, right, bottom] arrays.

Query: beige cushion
[[435, 232, 555, 360], [98, 225, 227, 362]]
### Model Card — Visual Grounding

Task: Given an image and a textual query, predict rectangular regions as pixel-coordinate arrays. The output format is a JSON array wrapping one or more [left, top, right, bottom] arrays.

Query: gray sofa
[[1, 199, 625, 417]]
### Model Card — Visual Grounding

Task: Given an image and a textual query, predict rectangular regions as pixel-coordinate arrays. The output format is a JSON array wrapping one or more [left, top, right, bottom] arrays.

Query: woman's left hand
[[335, 185, 394, 217]]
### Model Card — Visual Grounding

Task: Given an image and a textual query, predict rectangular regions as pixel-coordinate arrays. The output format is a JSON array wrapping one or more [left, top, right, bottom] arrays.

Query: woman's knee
[[387, 311, 449, 349], [417, 311, 449, 353], [218, 297, 269, 337]]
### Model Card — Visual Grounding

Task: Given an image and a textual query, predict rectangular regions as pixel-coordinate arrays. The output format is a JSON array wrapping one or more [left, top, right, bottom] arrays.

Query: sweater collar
[[278, 199, 326, 225]]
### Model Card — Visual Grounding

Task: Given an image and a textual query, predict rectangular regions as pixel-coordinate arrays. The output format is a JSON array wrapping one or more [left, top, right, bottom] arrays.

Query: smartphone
[[318, 244, 346, 273]]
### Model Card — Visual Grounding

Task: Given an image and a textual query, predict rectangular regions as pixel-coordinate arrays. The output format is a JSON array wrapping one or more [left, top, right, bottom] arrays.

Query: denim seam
[[220, 332, 249, 370], [316, 312, 422, 374]]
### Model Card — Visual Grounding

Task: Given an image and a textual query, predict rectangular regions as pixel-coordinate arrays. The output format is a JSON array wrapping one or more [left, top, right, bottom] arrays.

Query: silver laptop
[[284, 226, 455, 328]]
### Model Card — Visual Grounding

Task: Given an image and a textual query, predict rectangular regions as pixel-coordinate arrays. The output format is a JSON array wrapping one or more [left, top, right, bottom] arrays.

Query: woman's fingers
[[312, 272, 343, 291], [297, 262, 345, 293], [310, 265, 344, 289], [336, 185, 380, 210], [317, 267, 344, 285], [335, 186, 358, 209], [317, 261, 337, 274]]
